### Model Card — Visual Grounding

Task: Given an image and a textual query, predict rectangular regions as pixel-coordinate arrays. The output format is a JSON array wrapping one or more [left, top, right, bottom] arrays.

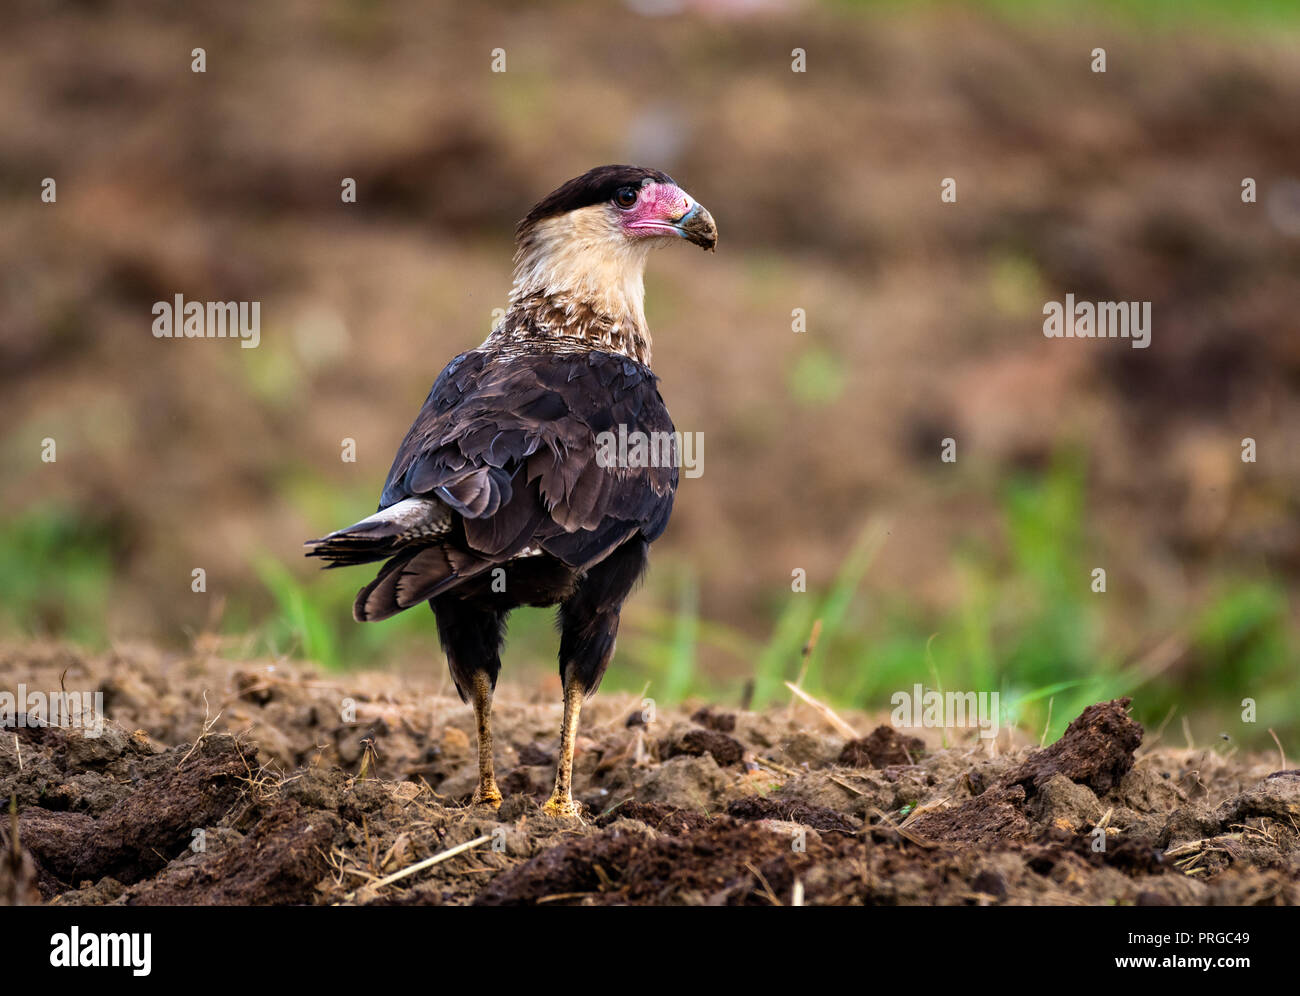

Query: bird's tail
[[303, 498, 451, 567], [351, 544, 494, 622]]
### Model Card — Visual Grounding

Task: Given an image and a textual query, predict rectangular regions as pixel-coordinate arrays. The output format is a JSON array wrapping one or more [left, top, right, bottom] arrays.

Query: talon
[[542, 794, 583, 821]]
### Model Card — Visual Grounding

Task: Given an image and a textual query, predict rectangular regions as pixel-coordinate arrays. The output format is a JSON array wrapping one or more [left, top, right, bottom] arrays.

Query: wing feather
[[349, 347, 676, 614]]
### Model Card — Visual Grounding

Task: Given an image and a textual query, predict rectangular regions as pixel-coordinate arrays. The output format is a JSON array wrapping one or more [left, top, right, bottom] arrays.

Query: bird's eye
[[613, 187, 638, 210]]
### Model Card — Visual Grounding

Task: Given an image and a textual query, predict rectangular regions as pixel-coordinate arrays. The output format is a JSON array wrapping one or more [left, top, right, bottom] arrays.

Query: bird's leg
[[470, 671, 502, 809], [542, 673, 585, 820], [433, 602, 507, 809], [543, 538, 649, 821]]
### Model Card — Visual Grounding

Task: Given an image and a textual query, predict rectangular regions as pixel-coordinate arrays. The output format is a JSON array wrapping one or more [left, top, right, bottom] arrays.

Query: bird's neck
[[492, 235, 654, 367]]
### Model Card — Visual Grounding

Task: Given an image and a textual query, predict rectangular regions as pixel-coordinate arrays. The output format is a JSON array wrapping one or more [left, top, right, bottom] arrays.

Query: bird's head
[[516, 165, 718, 255], [504, 165, 716, 364]]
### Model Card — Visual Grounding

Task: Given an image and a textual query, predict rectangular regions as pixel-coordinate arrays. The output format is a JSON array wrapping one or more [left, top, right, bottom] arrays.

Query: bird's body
[[306, 165, 716, 818]]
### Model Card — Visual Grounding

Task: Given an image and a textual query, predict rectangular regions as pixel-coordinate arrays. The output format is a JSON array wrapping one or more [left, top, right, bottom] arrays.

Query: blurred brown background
[[2, 0, 1298, 740]]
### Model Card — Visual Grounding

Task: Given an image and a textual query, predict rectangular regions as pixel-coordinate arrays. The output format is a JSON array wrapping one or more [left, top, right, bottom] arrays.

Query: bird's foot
[[472, 781, 503, 809], [541, 793, 583, 821]]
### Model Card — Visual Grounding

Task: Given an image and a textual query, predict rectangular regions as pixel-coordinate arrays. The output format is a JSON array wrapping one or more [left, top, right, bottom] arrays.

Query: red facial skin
[[620, 181, 697, 240]]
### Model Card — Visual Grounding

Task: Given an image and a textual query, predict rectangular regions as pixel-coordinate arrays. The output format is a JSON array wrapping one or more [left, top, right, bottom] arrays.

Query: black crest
[[518, 165, 675, 235]]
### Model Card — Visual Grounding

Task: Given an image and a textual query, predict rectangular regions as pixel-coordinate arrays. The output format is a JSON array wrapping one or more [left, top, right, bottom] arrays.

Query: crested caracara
[[305, 165, 717, 818]]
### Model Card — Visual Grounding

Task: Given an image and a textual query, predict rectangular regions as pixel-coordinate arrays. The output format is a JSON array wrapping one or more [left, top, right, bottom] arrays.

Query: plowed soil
[[2, 645, 1296, 906]]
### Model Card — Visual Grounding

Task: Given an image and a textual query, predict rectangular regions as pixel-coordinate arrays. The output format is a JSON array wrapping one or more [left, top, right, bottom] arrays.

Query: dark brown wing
[[347, 347, 677, 618]]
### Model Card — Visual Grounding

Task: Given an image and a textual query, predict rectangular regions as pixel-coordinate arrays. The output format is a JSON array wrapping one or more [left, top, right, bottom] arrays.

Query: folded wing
[[305, 348, 678, 621]]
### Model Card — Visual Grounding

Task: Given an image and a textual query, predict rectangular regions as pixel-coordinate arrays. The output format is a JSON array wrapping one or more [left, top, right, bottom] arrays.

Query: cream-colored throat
[[503, 205, 659, 361]]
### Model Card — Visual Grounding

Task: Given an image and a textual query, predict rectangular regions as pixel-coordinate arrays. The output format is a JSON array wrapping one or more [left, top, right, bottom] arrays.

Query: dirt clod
[[691, 707, 737, 733], [1008, 699, 1143, 796], [725, 796, 857, 833], [839, 725, 926, 767], [128, 800, 339, 905], [910, 786, 1032, 845], [667, 728, 745, 766], [1213, 772, 1300, 825], [18, 734, 255, 892]]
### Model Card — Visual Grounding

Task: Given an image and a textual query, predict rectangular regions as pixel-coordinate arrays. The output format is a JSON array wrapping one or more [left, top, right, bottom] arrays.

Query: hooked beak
[[672, 201, 718, 251]]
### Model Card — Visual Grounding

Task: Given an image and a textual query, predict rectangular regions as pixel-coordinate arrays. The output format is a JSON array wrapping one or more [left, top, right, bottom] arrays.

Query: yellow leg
[[470, 672, 502, 809], [542, 676, 585, 820]]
